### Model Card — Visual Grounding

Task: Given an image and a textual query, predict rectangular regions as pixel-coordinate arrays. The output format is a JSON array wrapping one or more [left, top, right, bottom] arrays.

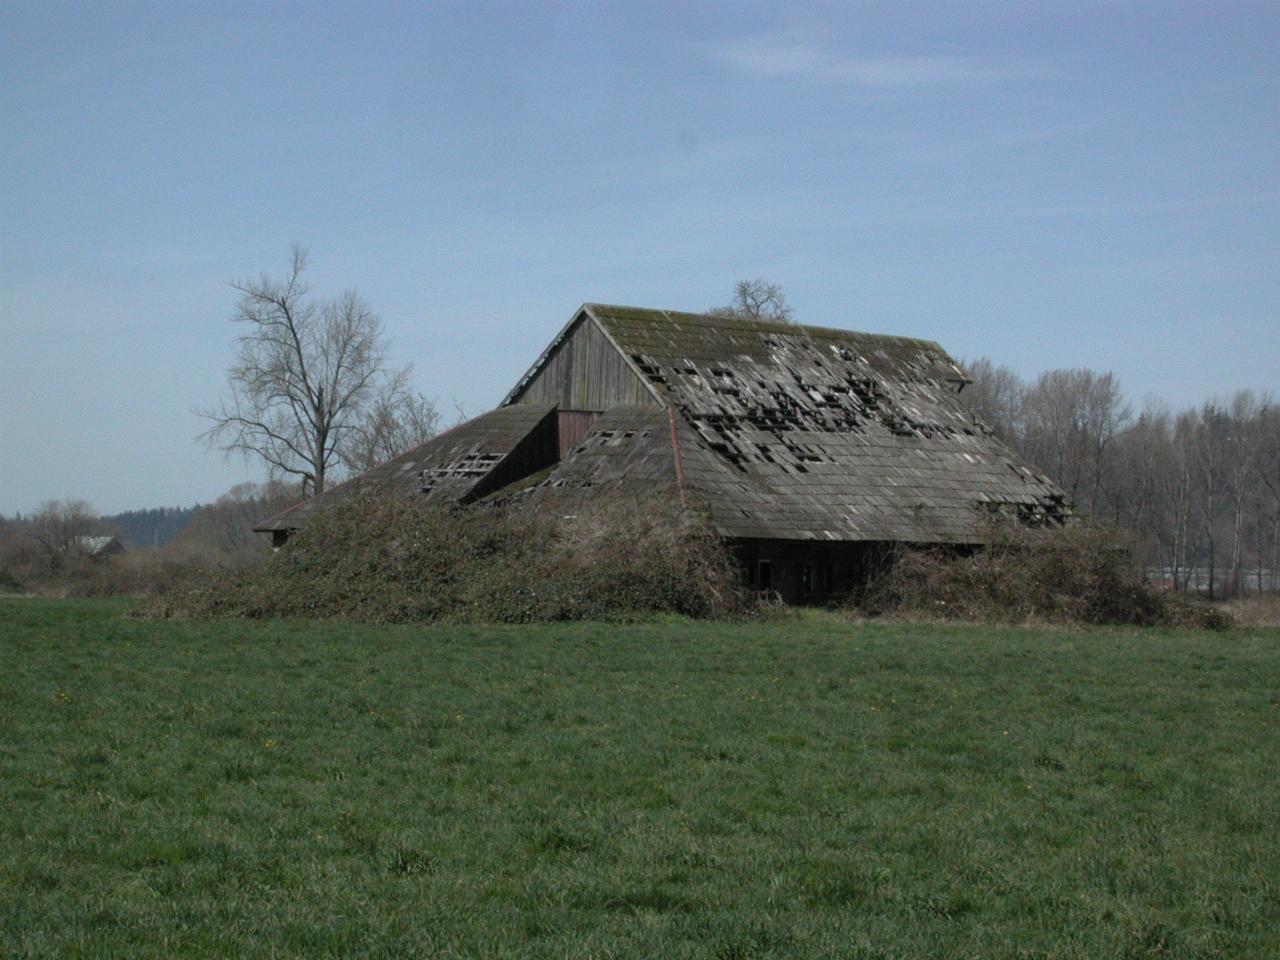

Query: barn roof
[[509, 305, 1067, 543], [257, 304, 1068, 545], [585, 303, 968, 386], [254, 404, 557, 533]]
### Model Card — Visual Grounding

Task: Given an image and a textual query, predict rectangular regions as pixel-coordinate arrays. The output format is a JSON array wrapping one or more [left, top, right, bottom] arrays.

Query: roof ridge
[[581, 302, 943, 349]]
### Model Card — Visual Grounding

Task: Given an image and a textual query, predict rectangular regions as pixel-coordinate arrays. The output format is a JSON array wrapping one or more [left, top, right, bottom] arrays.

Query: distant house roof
[[74, 535, 125, 557], [259, 304, 1068, 545]]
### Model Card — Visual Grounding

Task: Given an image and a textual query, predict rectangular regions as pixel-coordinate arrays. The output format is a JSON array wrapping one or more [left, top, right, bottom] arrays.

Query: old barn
[[257, 304, 1069, 601]]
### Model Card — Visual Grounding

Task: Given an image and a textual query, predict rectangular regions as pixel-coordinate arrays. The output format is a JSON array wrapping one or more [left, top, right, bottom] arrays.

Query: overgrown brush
[[861, 521, 1232, 629], [1220, 594, 1280, 629], [0, 548, 210, 600], [61, 551, 212, 599], [0, 525, 262, 599], [141, 492, 753, 623]]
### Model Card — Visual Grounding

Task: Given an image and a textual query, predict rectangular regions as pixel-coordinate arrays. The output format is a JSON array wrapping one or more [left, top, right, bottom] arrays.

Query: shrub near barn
[[144, 493, 751, 623], [148, 490, 1230, 628], [862, 521, 1231, 629]]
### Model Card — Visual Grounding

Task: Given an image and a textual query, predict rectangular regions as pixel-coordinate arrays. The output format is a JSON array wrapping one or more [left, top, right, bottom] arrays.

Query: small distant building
[[73, 535, 126, 558], [257, 304, 1069, 602]]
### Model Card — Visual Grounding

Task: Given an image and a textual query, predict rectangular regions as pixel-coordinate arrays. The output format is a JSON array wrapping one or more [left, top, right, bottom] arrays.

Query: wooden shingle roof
[[255, 404, 557, 533], [512, 305, 1068, 543]]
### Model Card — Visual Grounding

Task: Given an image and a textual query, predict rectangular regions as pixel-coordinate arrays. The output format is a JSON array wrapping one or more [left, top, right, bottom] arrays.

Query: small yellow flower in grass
[[55, 691, 73, 704], [1002, 730, 1009, 736], [264, 739, 277, 749]]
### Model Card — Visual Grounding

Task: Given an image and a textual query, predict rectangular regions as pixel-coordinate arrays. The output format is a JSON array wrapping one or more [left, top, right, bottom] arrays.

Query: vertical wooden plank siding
[[516, 318, 657, 410], [557, 411, 602, 455]]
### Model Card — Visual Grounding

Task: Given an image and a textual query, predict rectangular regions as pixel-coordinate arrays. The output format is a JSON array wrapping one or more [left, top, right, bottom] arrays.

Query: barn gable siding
[[505, 312, 658, 412]]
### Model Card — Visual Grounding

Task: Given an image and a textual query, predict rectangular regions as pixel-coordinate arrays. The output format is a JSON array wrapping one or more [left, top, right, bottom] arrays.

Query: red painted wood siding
[[558, 410, 601, 455]]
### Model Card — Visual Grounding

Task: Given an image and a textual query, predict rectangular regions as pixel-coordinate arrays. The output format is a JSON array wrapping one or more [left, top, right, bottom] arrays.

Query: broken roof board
[[518, 406, 681, 501]]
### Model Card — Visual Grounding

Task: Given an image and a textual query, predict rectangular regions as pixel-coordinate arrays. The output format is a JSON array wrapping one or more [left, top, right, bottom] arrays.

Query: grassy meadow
[[2, 599, 1278, 958]]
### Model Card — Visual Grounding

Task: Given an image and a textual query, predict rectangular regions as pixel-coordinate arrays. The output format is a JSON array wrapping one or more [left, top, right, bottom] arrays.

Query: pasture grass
[[1, 599, 1278, 958]]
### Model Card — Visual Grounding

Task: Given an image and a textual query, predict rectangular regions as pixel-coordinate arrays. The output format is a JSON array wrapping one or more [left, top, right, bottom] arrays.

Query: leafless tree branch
[[708, 279, 794, 323], [199, 246, 439, 495]]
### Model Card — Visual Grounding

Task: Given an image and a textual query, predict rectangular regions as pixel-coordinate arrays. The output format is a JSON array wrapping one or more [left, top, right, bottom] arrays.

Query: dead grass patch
[[1219, 594, 1280, 629]]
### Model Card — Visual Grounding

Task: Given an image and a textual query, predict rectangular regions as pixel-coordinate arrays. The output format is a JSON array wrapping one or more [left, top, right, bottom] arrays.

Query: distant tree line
[[2, 503, 216, 556], [0, 481, 302, 592], [962, 359, 1278, 597], [104, 505, 201, 548]]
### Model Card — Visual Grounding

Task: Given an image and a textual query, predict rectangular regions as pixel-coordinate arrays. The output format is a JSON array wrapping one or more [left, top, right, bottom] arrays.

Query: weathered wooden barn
[[257, 304, 1069, 601]]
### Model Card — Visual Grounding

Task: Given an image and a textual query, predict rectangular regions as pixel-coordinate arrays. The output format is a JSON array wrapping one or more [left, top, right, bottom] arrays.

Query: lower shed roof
[[254, 404, 556, 533], [509, 405, 1065, 544]]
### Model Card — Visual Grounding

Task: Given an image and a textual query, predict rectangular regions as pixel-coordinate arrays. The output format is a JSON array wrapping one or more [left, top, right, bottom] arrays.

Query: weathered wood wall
[[513, 316, 658, 411], [557, 411, 602, 455], [466, 408, 560, 502]]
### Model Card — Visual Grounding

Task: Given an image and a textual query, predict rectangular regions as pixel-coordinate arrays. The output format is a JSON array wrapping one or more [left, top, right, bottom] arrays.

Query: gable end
[[502, 307, 662, 411]]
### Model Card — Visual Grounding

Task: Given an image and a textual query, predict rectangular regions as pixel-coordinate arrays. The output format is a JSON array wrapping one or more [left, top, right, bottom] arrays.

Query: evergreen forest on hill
[[100, 506, 200, 548]]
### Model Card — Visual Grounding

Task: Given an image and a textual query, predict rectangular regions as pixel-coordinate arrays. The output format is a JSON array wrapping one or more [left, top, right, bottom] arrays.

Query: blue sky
[[2, 1, 1277, 515]]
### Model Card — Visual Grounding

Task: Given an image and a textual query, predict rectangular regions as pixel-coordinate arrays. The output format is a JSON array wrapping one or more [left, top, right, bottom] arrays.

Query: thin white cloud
[[712, 34, 1013, 89]]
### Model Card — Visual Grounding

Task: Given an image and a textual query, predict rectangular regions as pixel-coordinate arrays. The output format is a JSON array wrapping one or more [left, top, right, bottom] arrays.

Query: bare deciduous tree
[[959, 357, 1025, 443], [1187, 401, 1229, 598], [200, 246, 437, 495], [1222, 390, 1264, 596], [175, 480, 301, 562], [709, 279, 794, 323], [340, 367, 442, 473], [1022, 369, 1130, 510], [27, 499, 101, 570], [1258, 402, 1280, 591]]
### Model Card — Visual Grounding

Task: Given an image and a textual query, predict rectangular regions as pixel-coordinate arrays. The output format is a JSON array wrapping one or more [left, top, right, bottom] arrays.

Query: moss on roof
[[582, 304, 966, 385]]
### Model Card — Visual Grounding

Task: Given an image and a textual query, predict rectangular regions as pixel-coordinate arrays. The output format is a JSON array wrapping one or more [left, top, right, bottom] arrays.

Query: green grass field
[[2, 600, 1278, 958]]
